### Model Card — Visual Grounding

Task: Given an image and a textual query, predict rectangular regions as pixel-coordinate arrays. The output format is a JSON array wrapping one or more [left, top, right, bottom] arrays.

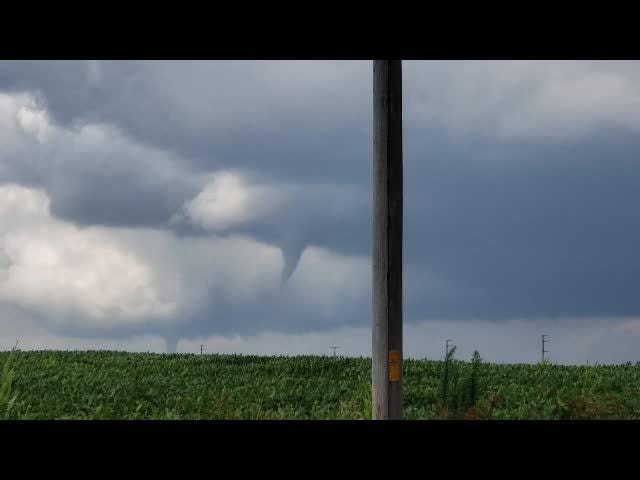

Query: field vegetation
[[1, 350, 639, 419]]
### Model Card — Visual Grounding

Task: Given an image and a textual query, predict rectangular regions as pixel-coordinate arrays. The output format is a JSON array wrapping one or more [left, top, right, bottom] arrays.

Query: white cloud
[[0, 91, 200, 201], [0, 183, 372, 340], [0, 91, 374, 340], [178, 173, 368, 236], [178, 171, 280, 232], [0, 183, 286, 334], [0, 93, 48, 167], [15, 99, 51, 143], [0, 184, 177, 328]]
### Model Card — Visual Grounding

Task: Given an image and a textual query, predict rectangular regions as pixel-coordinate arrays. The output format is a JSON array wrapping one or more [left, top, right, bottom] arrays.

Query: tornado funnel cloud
[[164, 335, 179, 354], [280, 242, 306, 287]]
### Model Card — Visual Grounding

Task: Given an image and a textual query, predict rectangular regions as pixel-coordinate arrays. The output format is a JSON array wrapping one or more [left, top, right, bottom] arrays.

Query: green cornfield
[[2, 350, 640, 419]]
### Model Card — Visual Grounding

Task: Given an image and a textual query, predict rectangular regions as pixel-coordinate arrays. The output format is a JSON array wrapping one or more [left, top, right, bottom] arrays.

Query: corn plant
[[438, 348, 483, 418], [461, 350, 482, 409], [2, 350, 640, 419], [439, 345, 457, 408], [0, 348, 18, 419]]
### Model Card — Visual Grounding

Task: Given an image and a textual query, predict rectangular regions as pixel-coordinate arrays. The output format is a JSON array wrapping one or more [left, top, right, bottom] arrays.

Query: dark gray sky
[[1, 60, 640, 364]]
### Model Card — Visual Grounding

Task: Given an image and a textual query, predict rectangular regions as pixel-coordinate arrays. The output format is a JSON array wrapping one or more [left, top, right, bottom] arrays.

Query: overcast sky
[[1, 60, 640, 364]]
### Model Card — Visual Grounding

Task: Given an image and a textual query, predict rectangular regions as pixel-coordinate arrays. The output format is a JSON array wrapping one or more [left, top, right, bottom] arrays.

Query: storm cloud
[[1, 60, 640, 362]]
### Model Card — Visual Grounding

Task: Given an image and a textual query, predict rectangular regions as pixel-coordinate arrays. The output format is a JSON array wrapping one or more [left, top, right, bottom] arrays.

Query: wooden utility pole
[[372, 60, 403, 420]]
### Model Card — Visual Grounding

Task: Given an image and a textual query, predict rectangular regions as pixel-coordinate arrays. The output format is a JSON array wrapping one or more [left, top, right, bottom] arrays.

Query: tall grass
[[0, 346, 18, 419]]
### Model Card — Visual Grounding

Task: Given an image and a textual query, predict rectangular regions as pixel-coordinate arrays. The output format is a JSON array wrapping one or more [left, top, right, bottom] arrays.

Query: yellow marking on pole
[[389, 350, 401, 382]]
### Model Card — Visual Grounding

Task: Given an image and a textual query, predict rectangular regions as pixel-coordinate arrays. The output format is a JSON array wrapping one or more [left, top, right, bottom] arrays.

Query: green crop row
[[1, 350, 639, 419]]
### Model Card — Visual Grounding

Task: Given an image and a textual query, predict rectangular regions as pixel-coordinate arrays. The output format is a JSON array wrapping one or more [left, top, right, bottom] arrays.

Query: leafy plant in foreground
[[3, 351, 640, 419], [439, 345, 457, 409], [438, 348, 483, 418], [462, 350, 482, 409], [0, 348, 18, 419]]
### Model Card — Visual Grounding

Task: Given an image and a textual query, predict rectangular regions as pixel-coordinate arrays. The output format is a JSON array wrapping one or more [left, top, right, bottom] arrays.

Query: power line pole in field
[[445, 339, 456, 357], [372, 60, 403, 420], [541, 335, 549, 363]]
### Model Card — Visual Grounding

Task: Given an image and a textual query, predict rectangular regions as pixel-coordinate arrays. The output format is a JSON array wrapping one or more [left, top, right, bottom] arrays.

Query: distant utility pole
[[372, 60, 403, 421], [200, 345, 205, 356], [330, 346, 340, 357], [541, 335, 549, 362], [445, 339, 455, 357]]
